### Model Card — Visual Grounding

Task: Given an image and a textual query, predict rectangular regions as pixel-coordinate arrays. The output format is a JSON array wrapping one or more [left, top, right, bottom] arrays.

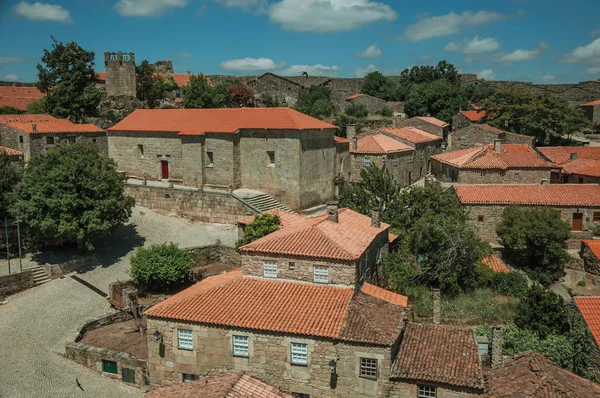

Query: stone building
[[538, 146, 600, 184], [452, 110, 487, 131], [580, 240, 600, 275], [341, 94, 391, 114], [394, 116, 450, 143], [104, 51, 136, 97], [431, 142, 555, 184], [106, 108, 339, 211], [0, 114, 107, 162], [450, 124, 534, 151], [581, 99, 600, 124], [334, 136, 351, 195], [246, 73, 304, 107], [452, 183, 600, 242], [0, 146, 23, 163], [0, 85, 44, 111], [573, 296, 600, 380]]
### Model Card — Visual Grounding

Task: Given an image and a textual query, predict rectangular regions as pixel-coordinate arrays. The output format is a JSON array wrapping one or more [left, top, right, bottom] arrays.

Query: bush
[[237, 214, 280, 247], [379, 106, 393, 117], [130, 243, 191, 291], [345, 103, 368, 118], [515, 284, 569, 339], [260, 93, 279, 107], [488, 271, 529, 298], [334, 112, 357, 137], [593, 224, 600, 237]]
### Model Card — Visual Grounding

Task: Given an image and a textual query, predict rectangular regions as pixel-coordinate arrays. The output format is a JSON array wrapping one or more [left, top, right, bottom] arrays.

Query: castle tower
[[104, 51, 136, 97]]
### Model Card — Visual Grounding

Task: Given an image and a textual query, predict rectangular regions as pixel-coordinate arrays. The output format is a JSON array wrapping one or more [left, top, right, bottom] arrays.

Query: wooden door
[[572, 213, 583, 231], [161, 160, 169, 180]]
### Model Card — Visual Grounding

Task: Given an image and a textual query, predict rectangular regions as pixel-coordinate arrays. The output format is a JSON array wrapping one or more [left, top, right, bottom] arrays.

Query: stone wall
[[581, 243, 600, 275], [451, 125, 498, 149], [349, 151, 414, 187], [394, 118, 449, 140], [564, 174, 600, 184], [146, 319, 394, 397], [0, 124, 30, 160], [433, 163, 553, 184], [502, 131, 535, 146], [341, 95, 389, 114], [473, 80, 600, 105], [299, 130, 337, 209], [334, 142, 350, 196], [188, 244, 241, 268], [0, 269, 35, 297], [44, 255, 97, 279], [452, 113, 473, 131], [124, 183, 255, 224], [388, 380, 483, 397], [104, 51, 136, 97]]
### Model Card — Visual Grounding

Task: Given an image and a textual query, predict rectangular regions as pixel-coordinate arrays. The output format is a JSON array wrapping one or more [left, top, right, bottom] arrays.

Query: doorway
[[572, 213, 583, 231], [161, 160, 169, 180]]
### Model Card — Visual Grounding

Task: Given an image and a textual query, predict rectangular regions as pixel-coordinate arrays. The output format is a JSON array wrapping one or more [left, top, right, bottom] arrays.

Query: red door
[[572, 213, 583, 231], [161, 160, 169, 180]]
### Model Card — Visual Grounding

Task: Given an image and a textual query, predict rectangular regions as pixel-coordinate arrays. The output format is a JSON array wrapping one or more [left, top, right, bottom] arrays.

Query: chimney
[[540, 178, 549, 187], [493, 139, 502, 153], [432, 288, 441, 324], [352, 136, 358, 151], [327, 201, 339, 223], [371, 208, 380, 228], [491, 326, 504, 369], [32, 123, 36, 132], [570, 152, 578, 161], [346, 124, 357, 142]]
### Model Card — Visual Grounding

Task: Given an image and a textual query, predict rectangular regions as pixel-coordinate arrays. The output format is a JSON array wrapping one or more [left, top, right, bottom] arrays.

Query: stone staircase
[[233, 189, 290, 213], [30, 266, 51, 286]]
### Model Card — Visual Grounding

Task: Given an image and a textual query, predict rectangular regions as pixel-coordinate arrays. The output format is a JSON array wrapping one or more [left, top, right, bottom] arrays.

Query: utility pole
[[16, 220, 22, 272], [4, 216, 10, 275]]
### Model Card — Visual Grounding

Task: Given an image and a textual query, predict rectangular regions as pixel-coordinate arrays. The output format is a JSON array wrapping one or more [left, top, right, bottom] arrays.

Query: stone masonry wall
[[432, 162, 553, 184], [451, 125, 499, 150], [146, 319, 393, 397], [564, 174, 600, 184], [581, 244, 600, 275], [299, 130, 337, 210], [0, 269, 35, 297], [0, 125, 31, 160], [335, 142, 350, 196], [29, 133, 108, 158], [204, 134, 236, 188], [388, 380, 482, 398], [349, 151, 414, 187]]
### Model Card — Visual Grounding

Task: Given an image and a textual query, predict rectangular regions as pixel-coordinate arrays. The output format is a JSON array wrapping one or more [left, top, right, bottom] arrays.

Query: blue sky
[[1, 0, 599, 83]]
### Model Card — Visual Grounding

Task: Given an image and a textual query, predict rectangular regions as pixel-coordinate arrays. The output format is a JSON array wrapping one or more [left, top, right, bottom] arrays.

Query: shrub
[[260, 93, 279, 107], [130, 243, 191, 291], [515, 284, 569, 339], [345, 103, 368, 118], [593, 224, 600, 237], [237, 214, 280, 247], [379, 106, 393, 117], [577, 280, 586, 287], [488, 271, 529, 298]]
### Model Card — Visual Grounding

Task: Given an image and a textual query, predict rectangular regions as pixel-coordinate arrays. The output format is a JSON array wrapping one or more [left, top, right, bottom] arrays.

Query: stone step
[[30, 267, 51, 285], [233, 190, 290, 213]]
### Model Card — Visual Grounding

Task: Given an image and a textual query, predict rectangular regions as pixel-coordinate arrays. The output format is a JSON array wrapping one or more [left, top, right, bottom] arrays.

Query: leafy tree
[[9, 142, 135, 251], [0, 153, 22, 217], [182, 74, 228, 109], [400, 60, 460, 86], [379, 106, 393, 117], [361, 71, 394, 100], [461, 82, 497, 103], [36, 37, 103, 121], [163, 75, 178, 92], [345, 103, 368, 118], [404, 79, 468, 122], [515, 285, 570, 338], [226, 84, 255, 107], [0, 106, 25, 114], [497, 206, 570, 285], [237, 214, 280, 247], [130, 243, 191, 291], [260, 92, 279, 107], [294, 85, 333, 118], [136, 60, 167, 108], [27, 97, 48, 114], [333, 113, 357, 137], [487, 271, 529, 298]]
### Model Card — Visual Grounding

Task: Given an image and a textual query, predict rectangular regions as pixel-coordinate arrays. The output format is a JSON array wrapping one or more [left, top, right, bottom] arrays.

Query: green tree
[[130, 243, 191, 291], [36, 37, 103, 121], [404, 79, 468, 122], [182, 74, 228, 109], [461, 82, 497, 103], [136, 60, 167, 108], [0, 153, 22, 217], [333, 113, 357, 137], [345, 103, 368, 118], [163, 75, 178, 92], [361, 71, 394, 100], [294, 85, 333, 118], [400, 60, 460, 85], [26, 97, 48, 114], [0, 106, 25, 114], [260, 93, 279, 107], [237, 214, 280, 247], [515, 285, 570, 338], [497, 206, 570, 285], [226, 84, 255, 107], [9, 142, 135, 251]]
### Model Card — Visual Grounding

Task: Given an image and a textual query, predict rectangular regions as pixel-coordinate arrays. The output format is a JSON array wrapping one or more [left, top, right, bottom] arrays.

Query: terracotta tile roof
[[582, 240, 600, 261], [581, 99, 600, 106], [0, 86, 45, 111], [391, 323, 484, 390], [460, 110, 487, 122], [239, 208, 389, 261], [573, 296, 600, 347], [380, 127, 442, 144], [0, 146, 24, 157], [3, 119, 104, 134], [95, 72, 106, 82], [108, 108, 336, 136], [416, 116, 450, 128], [146, 270, 406, 345], [334, 135, 350, 144], [346, 93, 362, 100], [146, 372, 293, 398], [561, 158, 600, 177], [351, 134, 414, 155], [361, 282, 408, 306], [0, 114, 56, 123], [537, 146, 600, 165], [477, 124, 507, 135], [484, 352, 600, 397], [236, 208, 305, 228], [432, 144, 555, 170], [454, 184, 600, 207], [482, 255, 510, 273]]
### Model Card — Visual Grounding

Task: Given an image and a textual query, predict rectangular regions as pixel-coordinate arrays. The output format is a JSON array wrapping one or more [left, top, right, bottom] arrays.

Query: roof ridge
[[286, 107, 301, 130], [338, 296, 389, 343], [312, 226, 356, 260]]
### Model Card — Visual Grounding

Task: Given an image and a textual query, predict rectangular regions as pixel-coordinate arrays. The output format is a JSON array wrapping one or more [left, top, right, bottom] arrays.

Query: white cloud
[[419, 54, 433, 62], [540, 73, 556, 82], [0, 56, 25, 64], [114, 0, 188, 17], [590, 29, 600, 38], [499, 41, 549, 62], [179, 53, 192, 59], [212, 0, 267, 12], [445, 35, 500, 54], [559, 38, 600, 64], [354, 44, 382, 58], [476, 69, 495, 80], [280, 64, 341, 77], [402, 11, 505, 41], [220, 57, 284, 71], [354, 64, 378, 77], [3, 74, 19, 82], [13, 1, 72, 23], [584, 66, 600, 76], [269, 0, 397, 33]]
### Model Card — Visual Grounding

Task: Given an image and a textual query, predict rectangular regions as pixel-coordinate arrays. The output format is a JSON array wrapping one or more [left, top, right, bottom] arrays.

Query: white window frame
[[418, 385, 437, 398], [514, 172, 520, 180], [177, 329, 193, 350], [263, 261, 277, 278], [290, 343, 308, 365], [363, 156, 372, 167], [460, 138, 468, 146], [232, 335, 249, 357], [313, 266, 329, 284]]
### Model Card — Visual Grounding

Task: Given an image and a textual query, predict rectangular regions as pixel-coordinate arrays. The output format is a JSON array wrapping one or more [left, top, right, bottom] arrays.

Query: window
[[66, 137, 76, 143], [263, 262, 277, 278], [477, 215, 484, 222], [92, 138, 97, 143], [485, 135, 491, 143], [363, 156, 372, 167], [46, 137, 55, 145], [233, 335, 249, 357], [267, 151, 275, 166], [289, 262, 295, 270], [594, 212, 600, 222], [514, 172, 520, 180], [137, 144, 144, 158], [359, 358, 378, 379], [102, 360, 118, 374], [206, 151, 214, 167], [182, 374, 199, 383], [19, 136, 23, 143], [175, 89, 181, 98], [418, 385, 437, 398], [461, 137, 467, 146], [291, 343, 308, 365], [177, 329, 193, 350], [121, 368, 135, 384], [313, 266, 329, 284], [393, 158, 398, 167], [292, 394, 310, 398]]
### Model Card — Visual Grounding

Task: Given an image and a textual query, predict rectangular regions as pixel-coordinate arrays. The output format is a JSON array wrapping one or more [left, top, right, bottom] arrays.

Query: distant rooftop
[[432, 144, 554, 170]]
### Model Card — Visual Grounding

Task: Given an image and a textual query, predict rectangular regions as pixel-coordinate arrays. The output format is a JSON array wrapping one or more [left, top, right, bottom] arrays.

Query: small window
[[46, 137, 55, 145], [291, 343, 308, 365], [177, 329, 193, 350], [206, 151, 214, 167], [121, 368, 135, 384], [19, 136, 23, 143], [461, 138, 468, 146], [418, 385, 437, 398], [137, 144, 144, 158], [102, 360, 118, 374], [485, 135, 491, 143], [363, 156, 372, 167], [182, 373, 199, 383], [593, 212, 600, 222], [292, 394, 310, 398], [263, 261, 277, 278], [514, 172, 520, 180], [393, 157, 398, 167], [176, 89, 181, 98], [233, 335, 249, 357], [92, 138, 97, 143], [313, 266, 329, 284], [289, 262, 295, 270], [477, 215, 484, 222], [359, 358, 378, 379], [267, 151, 275, 166]]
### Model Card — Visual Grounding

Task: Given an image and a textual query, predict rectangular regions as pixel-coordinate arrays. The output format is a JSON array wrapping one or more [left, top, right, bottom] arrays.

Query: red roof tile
[[432, 144, 554, 170], [416, 116, 450, 128], [482, 255, 510, 273], [477, 124, 507, 135], [109, 108, 336, 136], [95, 72, 106, 82], [334, 135, 350, 144], [460, 110, 487, 122], [581, 99, 600, 107], [574, 296, 600, 347], [561, 158, 600, 177], [380, 127, 442, 144], [454, 184, 600, 207], [582, 240, 600, 261], [239, 208, 389, 261], [346, 93, 362, 100], [0, 146, 24, 157], [537, 147, 600, 165], [3, 119, 104, 134], [0, 114, 56, 123], [351, 134, 414, 154], [484, 352, 600, 397], [391, 323, 484, 390], [0, 86, 45, 111], [361, 282, 408, 306]]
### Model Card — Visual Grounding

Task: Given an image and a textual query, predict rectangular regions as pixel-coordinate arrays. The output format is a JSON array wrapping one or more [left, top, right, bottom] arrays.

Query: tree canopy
[[0, 106, 25, 115], [136, 60, 168, 108], [237, 214, 280, 247], [0, 153, 22, 218], [182, 74, 228, 109], [130, 243, 191, 291], [226, 84, 255, 107], [361, 71, 395, 100], [404, 79, 468, 123], [294, 85, 333, 118]]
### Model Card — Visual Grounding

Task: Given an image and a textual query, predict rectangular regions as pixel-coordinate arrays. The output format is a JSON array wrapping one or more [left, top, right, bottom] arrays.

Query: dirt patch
[[79, 319, 148, 359]]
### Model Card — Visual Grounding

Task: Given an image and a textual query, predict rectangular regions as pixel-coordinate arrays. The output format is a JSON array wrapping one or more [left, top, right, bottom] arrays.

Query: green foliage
[[0, 153, 22, 217], [26, 97, 48, 114], [226, 84, 255, 107], [36, 37, 102, 121], [497, 206, 570, 285], [400, 60, 460, 86], [182, 74, 228, 109], [345, 103, 368, 118], [333, 113, 357, 137], [130, 243, 191, 291], [163, 75, 178, 92], [461, 83, 497, 103], [487, 271, 529, 298], [9, 142, 135, 251], [294, 85, 333, 118], [136, 60, 168, 108], [404, 79, 468, 123], [237, 214, 280, 247], [379, 106, 393, 117], [515, 285, 569, 338], [0, 106, 25, 114], [577, 280, 586, 287], [260, 93, 279, 107], [361, 71, 395, 100]]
